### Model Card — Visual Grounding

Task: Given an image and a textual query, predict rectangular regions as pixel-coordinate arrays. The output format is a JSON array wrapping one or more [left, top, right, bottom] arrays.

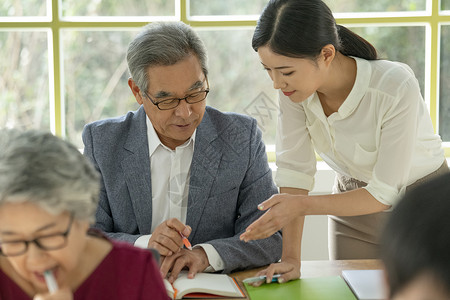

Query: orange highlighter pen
[[180, 232, 192, 250]]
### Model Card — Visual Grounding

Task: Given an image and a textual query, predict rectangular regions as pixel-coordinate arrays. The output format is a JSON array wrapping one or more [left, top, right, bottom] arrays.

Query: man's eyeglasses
[[0, 214, 74, 257], [143, 80, 210, 110]]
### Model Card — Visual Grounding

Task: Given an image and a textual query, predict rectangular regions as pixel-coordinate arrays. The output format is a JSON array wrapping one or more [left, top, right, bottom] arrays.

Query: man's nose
[[174, 99, 192, 118]]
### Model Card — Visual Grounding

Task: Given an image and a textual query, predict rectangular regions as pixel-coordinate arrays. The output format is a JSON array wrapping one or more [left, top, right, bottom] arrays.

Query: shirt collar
[[335, 56, 371, 118], [303, 56, 371, 120], [146, 115, 196, 156]]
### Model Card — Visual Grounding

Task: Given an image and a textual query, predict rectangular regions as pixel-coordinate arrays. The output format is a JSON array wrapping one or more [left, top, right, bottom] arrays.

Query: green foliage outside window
[[1, 0, 449, 152]]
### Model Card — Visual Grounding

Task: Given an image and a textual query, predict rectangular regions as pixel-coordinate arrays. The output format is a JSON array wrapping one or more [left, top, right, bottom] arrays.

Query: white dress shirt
[[134, 116, 225, 272], [275, 57, 444, 206]]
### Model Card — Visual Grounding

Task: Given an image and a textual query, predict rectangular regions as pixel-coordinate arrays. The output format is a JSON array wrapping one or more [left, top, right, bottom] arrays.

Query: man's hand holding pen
[[148, 218, 209, 283], [148, 218, 192, 256]]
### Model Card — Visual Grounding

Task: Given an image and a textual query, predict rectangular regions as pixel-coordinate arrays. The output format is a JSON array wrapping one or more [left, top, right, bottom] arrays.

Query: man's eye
[[160, 98, 178, 104], [282, 71, 294, 76]]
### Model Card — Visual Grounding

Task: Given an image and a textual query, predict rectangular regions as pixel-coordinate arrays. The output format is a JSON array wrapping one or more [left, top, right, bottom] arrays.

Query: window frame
[[1, 0, 449, 156]]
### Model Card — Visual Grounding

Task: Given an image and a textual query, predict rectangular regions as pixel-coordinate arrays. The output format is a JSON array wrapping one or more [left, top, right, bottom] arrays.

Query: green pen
[[243, 274, 282, 284]]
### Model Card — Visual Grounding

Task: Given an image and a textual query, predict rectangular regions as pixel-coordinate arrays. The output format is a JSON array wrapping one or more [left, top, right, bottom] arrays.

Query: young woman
[[0, 130, 168, 300], [240, 0, 448, 284]]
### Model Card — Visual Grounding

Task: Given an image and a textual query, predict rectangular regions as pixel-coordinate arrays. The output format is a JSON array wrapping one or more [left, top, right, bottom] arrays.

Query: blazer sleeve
[[82, 123, 143, 244], [206, 119, 282, 273]]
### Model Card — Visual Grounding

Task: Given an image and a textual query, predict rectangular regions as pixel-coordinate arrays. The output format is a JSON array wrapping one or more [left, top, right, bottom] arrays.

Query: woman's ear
[[320, 44, 336, 67], [77, 219, 91, 232]]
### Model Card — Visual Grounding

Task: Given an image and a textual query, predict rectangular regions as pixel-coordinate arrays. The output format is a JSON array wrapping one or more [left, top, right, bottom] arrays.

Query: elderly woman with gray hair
[[0, 130, 168, 300]]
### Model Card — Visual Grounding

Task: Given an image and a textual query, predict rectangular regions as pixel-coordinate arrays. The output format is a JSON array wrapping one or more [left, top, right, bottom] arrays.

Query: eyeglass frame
[[142, 78, 210, 111], [0, 213, 75, 257]]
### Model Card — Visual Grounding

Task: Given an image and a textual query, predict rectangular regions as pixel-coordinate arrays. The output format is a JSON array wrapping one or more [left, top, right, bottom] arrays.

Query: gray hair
[[0, 129, 100, 222], [126, 21, 209, 93]]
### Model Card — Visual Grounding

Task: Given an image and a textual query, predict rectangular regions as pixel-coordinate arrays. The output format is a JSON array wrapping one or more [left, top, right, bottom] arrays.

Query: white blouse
[[275, 57, 444, 206]]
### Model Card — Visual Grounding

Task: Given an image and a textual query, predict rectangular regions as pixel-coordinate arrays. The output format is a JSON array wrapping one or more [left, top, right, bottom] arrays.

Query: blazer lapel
[[121, 106, 153, 234], [186, 109, 222, 240]]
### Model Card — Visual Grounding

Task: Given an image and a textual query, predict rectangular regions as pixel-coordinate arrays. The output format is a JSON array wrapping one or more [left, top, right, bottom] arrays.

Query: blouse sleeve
[[364, 73, 422, 206], [275, 91, 317, 191]]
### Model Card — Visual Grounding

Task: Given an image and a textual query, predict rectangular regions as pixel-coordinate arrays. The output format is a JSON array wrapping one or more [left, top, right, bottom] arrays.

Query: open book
[[163, 271, 245, 299]]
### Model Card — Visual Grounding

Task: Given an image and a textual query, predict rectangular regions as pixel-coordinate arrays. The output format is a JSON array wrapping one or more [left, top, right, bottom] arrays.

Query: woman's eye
[[282, 71, 294, 76]]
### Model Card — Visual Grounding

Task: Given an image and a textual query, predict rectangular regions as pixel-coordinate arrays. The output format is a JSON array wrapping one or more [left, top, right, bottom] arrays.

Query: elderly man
[[82, 21, 281, 283]]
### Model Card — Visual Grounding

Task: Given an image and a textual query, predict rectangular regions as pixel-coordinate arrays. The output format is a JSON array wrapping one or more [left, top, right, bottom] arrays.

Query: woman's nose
[[25, 242, 48, 264], [272, 73, 287, 90]]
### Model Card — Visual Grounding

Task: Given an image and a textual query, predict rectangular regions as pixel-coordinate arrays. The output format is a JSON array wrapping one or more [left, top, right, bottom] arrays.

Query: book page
[[173, 271, 243, 298], [163, 278, 175, 299]]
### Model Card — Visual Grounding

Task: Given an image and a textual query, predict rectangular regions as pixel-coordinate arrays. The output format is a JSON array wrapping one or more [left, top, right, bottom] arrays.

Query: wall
[[302, 162, 335, 260], [270, 161, 335, 261]]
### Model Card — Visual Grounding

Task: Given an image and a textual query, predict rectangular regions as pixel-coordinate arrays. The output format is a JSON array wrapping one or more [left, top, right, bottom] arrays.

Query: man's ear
[[320, 44, 336, 67], [128, 77, 144, 105]]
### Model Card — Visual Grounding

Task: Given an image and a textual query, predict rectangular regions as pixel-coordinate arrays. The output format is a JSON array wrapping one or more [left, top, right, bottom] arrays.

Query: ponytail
[[253, 0, 378, 61], [337, 25, 378, 60]]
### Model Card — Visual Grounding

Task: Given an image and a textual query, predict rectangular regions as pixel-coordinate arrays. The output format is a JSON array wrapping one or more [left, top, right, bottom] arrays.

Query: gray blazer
[[82, 105, 281, 273]]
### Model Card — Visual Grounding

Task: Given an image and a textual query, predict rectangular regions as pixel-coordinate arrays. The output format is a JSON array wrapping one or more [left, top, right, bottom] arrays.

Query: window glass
[[190, 0, 426, 16], [0, 31, 50, 130], [61, 0, 174, 17], [190, 0, 268, 16], [61, 26, 425, 148], [324, 0, 426, 13], [62, 30, 140, 148], [199, 26, 425, 145], [442, 0, 450, 11], [196, 29, 278, 145], [0, 0, 48, 17], [63, 28, 278, 148], [350, 26, 426, 94], [439, 25, 450, 142]]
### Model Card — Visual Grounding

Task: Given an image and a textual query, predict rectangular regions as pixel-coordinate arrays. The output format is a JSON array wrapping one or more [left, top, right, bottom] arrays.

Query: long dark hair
[[252, 0, 377, 60], [381, 172, 450, 297]]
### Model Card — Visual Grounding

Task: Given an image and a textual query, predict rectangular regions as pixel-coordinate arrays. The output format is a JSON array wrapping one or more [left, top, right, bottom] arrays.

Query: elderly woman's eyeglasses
[[143, 80, 210, 111], [0, 214, 74, 257]]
